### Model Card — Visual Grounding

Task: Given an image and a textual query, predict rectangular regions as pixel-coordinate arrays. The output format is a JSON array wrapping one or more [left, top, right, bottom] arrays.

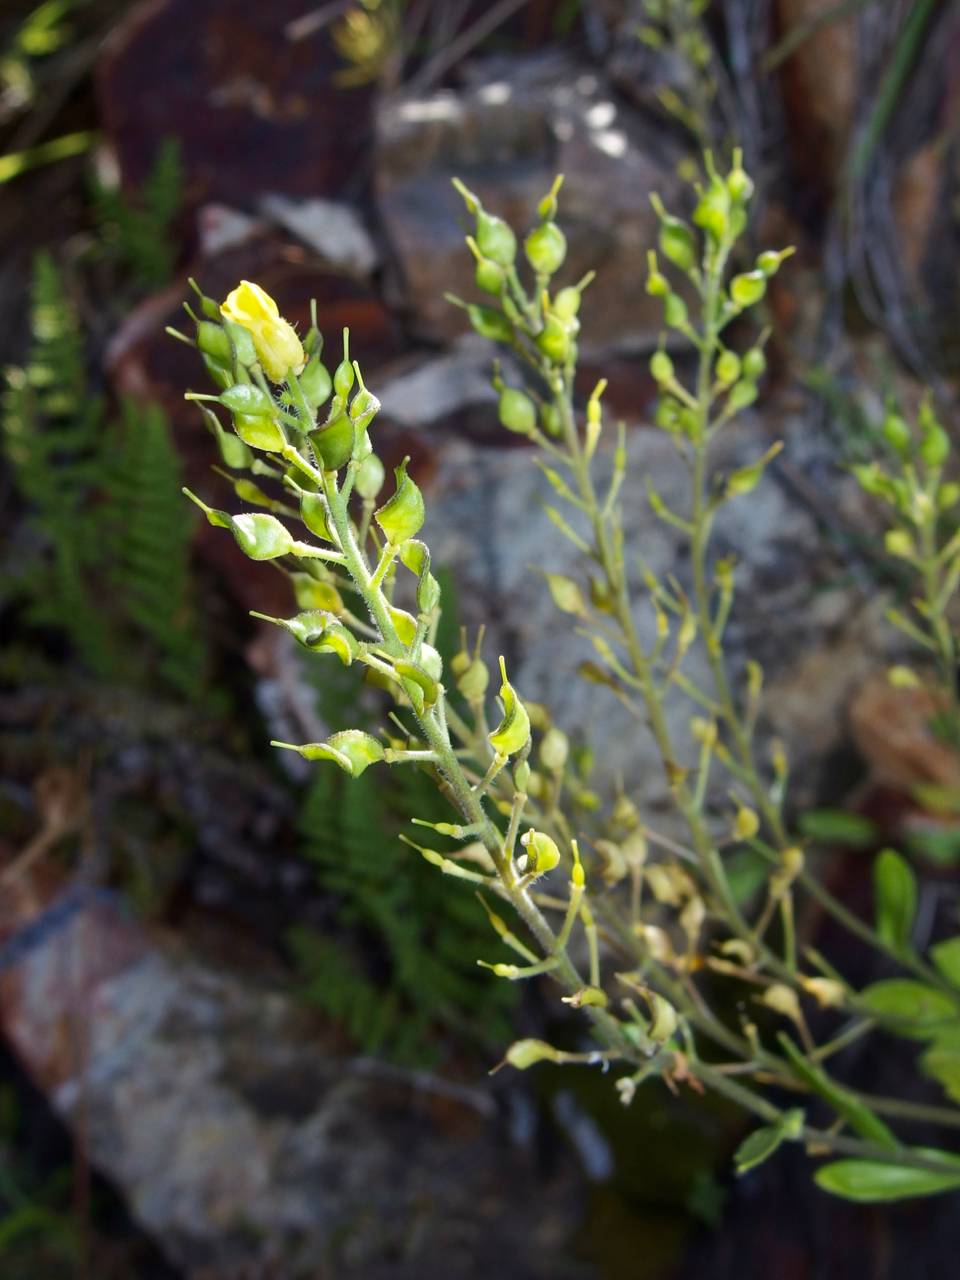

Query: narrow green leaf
[[932, 937, 960, 989], [859, 980, 958, 1039], [873, 848, 917, 953], [815, 1151, 960, 1203]]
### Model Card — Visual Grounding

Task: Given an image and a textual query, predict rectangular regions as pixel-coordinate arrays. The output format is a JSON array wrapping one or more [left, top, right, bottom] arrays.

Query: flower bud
[[220, 280, 305, 383], [524, 221, 567, 275]]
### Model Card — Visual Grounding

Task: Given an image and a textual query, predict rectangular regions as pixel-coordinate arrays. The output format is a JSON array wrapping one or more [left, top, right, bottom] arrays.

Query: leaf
[[859, 980, 958, 1039], [777, 1033, 896, 1147], [932, 937, 960, 989], [814, 1151, 960, 1203], [873, 848, 917, 953], [921, 1034, 960, 1103], [798, 808, 877, 848], [734, 1108, 804, 1175]]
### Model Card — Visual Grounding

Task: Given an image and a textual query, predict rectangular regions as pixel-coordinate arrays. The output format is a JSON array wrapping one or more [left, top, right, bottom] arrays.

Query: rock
[[412, 398, 897, 819], [259, 194, 379, 276], [374, 53, 688, 356], [96, 0, 376, 207], [0, 866, 593, 1279]]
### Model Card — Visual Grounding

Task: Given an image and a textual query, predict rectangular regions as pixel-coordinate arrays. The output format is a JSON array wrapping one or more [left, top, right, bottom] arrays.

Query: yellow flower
[[220, 281, 305, 382]]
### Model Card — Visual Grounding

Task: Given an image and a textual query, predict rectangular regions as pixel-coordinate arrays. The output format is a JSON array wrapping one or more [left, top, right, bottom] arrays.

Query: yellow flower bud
[[220, 280, 305, 383]]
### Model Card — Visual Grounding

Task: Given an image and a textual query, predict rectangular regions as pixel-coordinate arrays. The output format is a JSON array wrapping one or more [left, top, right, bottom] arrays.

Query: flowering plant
[[175, 151, 960, 1203]]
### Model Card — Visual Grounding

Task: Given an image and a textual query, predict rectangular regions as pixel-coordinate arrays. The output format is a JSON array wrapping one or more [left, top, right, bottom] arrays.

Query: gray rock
[[260, 194, 379, 277], [3, 885, 592, 1278], [375, 54, 689, 356], [414, 403, 894, 822]]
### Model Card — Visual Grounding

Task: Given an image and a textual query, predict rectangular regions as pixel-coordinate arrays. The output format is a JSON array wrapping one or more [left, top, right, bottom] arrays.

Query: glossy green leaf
[[814, 1151, 960, 1203], [859, 980, 957, 1039], [873, 848, 917, 953], [921, 1032, 960, 1103], [798, 809, 877, 848], [932, 937, 960, 989]]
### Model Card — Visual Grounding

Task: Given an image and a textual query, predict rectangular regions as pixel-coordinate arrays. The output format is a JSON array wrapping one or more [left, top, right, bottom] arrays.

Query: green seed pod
[[524, 222, 567, 275], [333, 357, 355, 400], [727, 380, 758, 413], [939, 481, 960, 511], [476, 208, 517, 267], [457, 655, 489, 701], [419, 643, 443, 683], [650, 350, 674, 385], [919, 403, 950, 468], [188, 277, 222, 321], [518, 829, 560, 877], [730, 271, 767, 308], [646, 250, 670, 297], [756, 248, 794, 277], [300, 491, 334, 541], [375, 456, 425, 544], [664, 293, 688, 328], [693, 178, 731, 241], [233, 412, 286, 452], [467, 304, 514, 343], [540, 725, 569, 772], [658, 216, 696, 271], [498, 387, 537, 435], [475, 256, 506, 295], [219, 383, 274, 417], [355, 452, 385, 500], [727, 166, 754, 203], [349, 386, 380, 432], [536, 314, 573, 364], [201, 354, 233, 390], [741, 347, 766, 381], [291, 573, 344, 613], [488, 655, 530, 757], [715, 350, 741, 386], [197, 321, 232, 363], [540, 403, 562, 438], [299, 355, 332, 410], [310, 412, 354, 471], [553, 286, 581, 320], [882, 411, 912, 458]]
